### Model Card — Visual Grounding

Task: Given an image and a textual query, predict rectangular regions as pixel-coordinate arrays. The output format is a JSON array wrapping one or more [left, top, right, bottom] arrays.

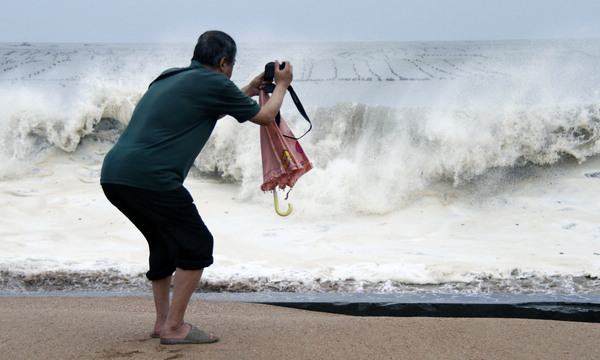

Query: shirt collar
[[190, 60, 205, 69]]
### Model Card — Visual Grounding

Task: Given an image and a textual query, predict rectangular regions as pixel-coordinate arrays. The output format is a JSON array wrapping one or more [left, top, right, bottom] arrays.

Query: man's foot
[[152, 320, 165, 338]]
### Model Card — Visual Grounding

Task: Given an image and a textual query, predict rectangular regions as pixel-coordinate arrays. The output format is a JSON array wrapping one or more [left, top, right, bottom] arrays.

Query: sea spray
[[1, 40, 600, 293], [200, 101, 600, 215]]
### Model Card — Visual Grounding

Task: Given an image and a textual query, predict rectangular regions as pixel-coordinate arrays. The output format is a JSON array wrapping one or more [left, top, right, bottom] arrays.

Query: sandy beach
[[0, 296, 598, 359]]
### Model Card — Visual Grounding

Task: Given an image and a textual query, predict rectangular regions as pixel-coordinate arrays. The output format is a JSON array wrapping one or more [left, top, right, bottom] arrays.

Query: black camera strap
[[148, 67, 194, 88], [264, 84, 312, 140]]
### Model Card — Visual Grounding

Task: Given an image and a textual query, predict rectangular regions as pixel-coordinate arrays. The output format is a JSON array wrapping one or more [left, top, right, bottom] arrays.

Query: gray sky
[[1, 0, 599, 43]]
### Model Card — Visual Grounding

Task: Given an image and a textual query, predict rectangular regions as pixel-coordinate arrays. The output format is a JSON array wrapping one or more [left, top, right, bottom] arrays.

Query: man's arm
[[241, 72, 264, 97], [247, 61, 293, 126]]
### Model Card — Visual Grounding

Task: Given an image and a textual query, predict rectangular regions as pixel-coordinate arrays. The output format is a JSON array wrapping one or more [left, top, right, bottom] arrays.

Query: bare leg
[[151, 275, 172, 336], [160, 268, 204, 340]]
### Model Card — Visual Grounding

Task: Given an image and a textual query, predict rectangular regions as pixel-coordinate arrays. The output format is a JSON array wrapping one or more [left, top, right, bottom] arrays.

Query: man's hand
[[241, 72, 266, 97], [242, 60, 293, 97], [274, 60, 293, 88], [249, 60, 294, 126]]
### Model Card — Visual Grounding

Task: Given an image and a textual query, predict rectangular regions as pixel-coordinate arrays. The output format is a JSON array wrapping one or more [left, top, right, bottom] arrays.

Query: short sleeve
[[215, 78, 262, 123]]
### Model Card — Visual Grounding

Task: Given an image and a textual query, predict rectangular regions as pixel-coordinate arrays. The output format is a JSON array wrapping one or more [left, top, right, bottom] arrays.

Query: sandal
[[160, 323, 218, 345]]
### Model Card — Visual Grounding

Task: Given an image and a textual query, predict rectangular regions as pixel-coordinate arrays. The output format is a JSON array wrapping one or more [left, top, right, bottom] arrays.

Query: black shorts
[[102, 183, 214, 280]]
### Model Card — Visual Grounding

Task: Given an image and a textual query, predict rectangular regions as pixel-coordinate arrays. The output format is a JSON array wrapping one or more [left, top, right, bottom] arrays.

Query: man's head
[[192, 31, 236, 77]]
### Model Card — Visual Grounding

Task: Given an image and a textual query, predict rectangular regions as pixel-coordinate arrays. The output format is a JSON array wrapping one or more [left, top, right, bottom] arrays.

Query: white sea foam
[[1, 40, 599, 293]]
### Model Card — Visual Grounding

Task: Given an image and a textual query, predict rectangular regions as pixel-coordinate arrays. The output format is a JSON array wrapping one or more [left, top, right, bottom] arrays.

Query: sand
[[0, 296, 599, 360]]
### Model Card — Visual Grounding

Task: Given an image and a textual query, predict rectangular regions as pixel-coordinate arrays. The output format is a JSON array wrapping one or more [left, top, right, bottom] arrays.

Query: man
[[100, 30, 293, 345]]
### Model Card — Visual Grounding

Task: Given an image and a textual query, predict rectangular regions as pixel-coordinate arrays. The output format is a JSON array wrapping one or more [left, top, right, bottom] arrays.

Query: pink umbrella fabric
[[259, 90, 313, 196]]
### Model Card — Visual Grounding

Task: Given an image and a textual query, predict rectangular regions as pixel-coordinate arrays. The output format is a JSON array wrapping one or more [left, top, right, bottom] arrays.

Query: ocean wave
[[2, 42, 600, 296], [197, 100, 600, 214], [192, 101, 600, 181], [2, 41, 600, 215], [0, 84, 139, 155], [3, 96, 600, 214], [2, 268, 598, 295]]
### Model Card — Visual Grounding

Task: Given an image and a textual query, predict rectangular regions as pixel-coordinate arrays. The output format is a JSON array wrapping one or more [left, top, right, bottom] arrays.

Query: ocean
[[1, 39, 599, 294]]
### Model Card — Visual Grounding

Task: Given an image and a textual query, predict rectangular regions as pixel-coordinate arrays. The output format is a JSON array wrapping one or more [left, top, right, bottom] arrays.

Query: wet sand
[[0, 296, 599, 359]]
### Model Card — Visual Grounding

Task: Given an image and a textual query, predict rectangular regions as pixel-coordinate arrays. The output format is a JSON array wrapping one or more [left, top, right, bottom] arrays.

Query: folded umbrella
[[259, 89, 313, 216]]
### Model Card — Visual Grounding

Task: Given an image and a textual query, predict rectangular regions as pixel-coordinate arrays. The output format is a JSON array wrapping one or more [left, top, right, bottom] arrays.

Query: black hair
[[192, 30, 236, 66]]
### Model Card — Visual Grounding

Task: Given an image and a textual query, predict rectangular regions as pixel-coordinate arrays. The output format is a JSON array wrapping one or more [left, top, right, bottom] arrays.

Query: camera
[[263, 61, 286, 82]]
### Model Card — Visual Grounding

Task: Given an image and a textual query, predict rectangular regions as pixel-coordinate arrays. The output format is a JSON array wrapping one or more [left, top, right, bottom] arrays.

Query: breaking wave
[[2, 268, 598, 295]]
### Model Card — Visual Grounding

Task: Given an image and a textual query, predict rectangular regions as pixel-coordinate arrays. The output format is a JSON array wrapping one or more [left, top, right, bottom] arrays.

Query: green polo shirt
[[100, 61, 261, 191]]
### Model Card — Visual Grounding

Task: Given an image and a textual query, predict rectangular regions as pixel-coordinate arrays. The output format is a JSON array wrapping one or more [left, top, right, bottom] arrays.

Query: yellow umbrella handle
[[273, 189, 293, 216]]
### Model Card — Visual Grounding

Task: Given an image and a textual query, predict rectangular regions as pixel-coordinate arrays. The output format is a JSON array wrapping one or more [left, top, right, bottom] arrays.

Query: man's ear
[[218, 57, 228, 71]]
